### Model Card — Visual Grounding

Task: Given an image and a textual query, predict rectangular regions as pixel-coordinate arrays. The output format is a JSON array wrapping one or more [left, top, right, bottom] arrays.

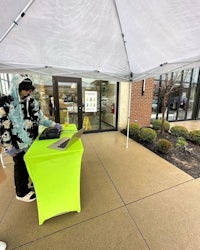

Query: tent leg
[[126, 81, 132, 149]]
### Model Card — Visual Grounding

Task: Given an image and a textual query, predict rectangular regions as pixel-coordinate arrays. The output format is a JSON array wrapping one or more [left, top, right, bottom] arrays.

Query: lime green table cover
[[24, 124, 84, 225]]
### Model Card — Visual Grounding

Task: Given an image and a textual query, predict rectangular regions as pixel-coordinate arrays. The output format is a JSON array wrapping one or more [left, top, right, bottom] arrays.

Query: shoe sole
[[16, 196, 36, 202], [16, 191, 36, 202]]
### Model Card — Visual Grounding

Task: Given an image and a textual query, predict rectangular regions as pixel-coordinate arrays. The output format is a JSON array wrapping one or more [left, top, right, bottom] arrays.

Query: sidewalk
[[170, 120, 200, 131], [0, 123, 200, 249]]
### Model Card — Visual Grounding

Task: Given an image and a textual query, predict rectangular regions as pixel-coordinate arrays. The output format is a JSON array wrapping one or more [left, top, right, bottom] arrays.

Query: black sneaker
[[16, 191, 36, 202]]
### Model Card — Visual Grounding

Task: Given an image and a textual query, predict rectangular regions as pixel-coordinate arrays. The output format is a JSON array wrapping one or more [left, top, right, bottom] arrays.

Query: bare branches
[[159, 70, 189, 135]]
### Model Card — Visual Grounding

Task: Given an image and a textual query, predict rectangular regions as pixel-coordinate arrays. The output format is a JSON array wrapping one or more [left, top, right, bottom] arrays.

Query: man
[[0, 75, 61, 202]]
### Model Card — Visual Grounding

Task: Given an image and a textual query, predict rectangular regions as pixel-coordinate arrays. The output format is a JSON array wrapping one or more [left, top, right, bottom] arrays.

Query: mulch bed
[[121, 130, 200, 179]]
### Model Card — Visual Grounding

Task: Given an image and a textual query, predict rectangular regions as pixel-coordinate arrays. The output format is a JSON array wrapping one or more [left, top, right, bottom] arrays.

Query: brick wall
[[130, 78, 154, 126]]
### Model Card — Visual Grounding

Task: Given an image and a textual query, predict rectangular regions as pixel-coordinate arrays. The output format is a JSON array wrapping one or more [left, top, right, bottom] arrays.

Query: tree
[[159, 71, 188, 135]]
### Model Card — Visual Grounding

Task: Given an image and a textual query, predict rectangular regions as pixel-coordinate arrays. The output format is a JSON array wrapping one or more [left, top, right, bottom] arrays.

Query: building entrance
[[52, 76, 82, 129], [52, 76, 118, 132]]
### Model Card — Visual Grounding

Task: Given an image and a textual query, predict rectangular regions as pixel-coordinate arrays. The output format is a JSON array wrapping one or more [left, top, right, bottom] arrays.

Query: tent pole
[[113, 0, 132, 71], [113, 0, 133, 149], [126, 80, 132, 149], [0, 0, 35, 43]]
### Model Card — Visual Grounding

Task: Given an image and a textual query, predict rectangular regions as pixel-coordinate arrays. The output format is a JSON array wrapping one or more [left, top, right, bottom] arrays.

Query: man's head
[[18, 78, 35, 98]]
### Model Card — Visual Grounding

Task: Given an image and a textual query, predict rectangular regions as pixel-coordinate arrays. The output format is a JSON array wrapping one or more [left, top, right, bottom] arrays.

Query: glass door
[[52, 76, 82, 129], [82, 79, 118, 131], [52, 76, 118, 132]]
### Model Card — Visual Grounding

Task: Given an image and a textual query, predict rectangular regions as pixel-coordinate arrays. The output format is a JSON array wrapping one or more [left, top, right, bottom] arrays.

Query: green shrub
[[139, 128, 157, 143], [170, 126, 189, 138], [129, 123, 141, 138], [188, 130, 200, 145], [151, 119, 170, 131], [157, 139, 172, 154], [176, 137, 187, 148]]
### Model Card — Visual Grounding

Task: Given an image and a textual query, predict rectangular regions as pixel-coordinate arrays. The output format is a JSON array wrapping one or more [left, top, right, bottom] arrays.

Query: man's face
[[20, 89, 33, 99]]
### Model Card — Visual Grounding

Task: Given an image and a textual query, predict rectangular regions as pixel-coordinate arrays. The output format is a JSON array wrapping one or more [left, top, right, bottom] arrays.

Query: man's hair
[[18, 78, 35, 92]]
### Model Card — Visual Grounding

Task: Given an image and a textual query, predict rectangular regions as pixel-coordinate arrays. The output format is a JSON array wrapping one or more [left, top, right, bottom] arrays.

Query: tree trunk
[[161, 93, 167, 135]]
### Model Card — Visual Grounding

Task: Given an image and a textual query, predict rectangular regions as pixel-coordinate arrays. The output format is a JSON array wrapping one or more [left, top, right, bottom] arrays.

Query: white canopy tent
[[1, 0, 200, 148], [1, 0, 200, 81]]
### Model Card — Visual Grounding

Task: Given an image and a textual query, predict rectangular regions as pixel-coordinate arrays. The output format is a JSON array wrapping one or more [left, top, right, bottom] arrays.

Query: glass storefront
[[152, 68, 200, 122], [186, 82, 196, 119], [52, 77, 118, 131], [0, 73, 118, 132]]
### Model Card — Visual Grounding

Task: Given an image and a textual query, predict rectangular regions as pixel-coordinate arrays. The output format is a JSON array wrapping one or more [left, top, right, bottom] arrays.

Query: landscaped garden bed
[[121, 121, 200, 178]]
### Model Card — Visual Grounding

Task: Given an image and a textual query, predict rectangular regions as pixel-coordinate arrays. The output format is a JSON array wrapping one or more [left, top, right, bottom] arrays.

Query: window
[[152, 67, 200, 121], [0, 73, 10, 95]]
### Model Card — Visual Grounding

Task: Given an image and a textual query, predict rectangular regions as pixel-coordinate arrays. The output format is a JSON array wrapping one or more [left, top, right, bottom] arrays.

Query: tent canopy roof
[[1, 0, 200, 81]]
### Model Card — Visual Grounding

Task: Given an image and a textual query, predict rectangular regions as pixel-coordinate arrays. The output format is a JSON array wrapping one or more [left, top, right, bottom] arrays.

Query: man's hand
[[5, 147, 21, 157], [55, 123, 62, 131]]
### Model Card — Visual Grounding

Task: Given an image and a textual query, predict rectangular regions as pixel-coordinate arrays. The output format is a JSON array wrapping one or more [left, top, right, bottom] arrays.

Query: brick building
[[130, 78, 154, 126]]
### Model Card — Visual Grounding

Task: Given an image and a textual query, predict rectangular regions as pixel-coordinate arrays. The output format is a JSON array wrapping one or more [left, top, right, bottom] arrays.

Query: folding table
[[24, 124, 84, 225]]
